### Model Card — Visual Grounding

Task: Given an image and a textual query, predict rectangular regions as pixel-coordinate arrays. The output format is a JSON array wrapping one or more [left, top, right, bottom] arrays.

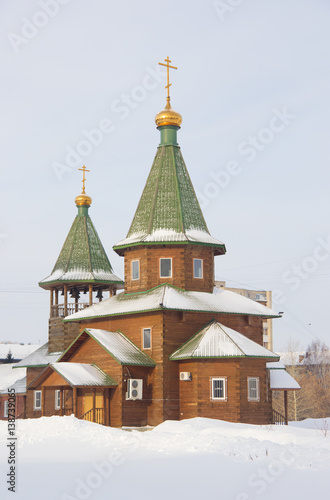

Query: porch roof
[[28, 362, 118, 388], [267, 362, 301, 390], [51, 363, 118, 387], [170, 320, 280, 360]]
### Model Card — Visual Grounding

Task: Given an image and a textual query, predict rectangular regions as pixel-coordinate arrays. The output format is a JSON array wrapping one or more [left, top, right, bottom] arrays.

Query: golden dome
[[155, 101, 182, 128], [75, 193, 92, 206]]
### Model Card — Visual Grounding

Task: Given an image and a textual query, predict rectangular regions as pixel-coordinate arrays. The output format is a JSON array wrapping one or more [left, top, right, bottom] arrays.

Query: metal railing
[[51, 303, 91, 318], [79, 407, 104, 425], [273, 409, 287, 425]]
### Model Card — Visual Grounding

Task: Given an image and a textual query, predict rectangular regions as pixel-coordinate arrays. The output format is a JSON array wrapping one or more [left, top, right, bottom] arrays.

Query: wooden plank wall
[[80, 312, 164, 426]]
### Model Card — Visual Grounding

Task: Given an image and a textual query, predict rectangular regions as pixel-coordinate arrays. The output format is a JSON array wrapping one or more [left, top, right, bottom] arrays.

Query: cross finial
[[158, 56, 178, 105], [78, 165, 90, 194]]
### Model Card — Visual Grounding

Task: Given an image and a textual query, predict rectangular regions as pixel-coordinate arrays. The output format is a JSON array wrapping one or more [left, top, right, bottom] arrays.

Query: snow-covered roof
[[65, 284, 280, 322], [39, 209, 124, 288], [268, 366, 301, 390], [115, 229, 225, 251], [113, 145, 226, 256], [60, 329, 155, 367], [266, 361, 286, 369], [170, 321, 279, 360], [51, 363, 117, 387], [0, 364, 26, 393], [13, 343, 63, 368], [0, 343, 39, 360]]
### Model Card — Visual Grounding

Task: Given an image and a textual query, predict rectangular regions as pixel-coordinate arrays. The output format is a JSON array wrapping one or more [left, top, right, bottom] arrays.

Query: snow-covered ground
[[0, 416, 329, 499]]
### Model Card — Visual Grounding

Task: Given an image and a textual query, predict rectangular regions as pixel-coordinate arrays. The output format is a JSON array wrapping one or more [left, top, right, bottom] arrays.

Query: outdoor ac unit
[[180, 372, 192, 381], [126, 379, 143, 400]]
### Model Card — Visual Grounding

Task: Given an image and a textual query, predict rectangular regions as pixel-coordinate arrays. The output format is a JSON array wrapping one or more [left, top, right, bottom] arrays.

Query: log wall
[[123, 245, 215, 294]]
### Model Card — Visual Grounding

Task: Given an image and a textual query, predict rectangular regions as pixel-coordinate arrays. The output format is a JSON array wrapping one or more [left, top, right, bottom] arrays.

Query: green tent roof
[[39, 208, 123, 289], [113, 144, 226, 254]]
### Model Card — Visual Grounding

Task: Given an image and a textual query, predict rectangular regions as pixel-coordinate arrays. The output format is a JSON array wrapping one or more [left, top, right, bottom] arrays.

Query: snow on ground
[[0, 416, 329, 500]]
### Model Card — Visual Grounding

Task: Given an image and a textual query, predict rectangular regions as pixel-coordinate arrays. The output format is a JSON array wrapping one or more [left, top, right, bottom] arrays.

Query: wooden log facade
[[22, 91, 284, 428]]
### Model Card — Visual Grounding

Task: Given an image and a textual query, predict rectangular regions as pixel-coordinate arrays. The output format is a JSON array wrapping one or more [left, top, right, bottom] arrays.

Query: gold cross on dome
[[158, 56, 178, 103], [78, 165, 90, 194]]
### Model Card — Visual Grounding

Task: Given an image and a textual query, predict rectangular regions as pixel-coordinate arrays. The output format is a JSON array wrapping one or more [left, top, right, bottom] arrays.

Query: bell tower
[[39, 167, 124, 352]]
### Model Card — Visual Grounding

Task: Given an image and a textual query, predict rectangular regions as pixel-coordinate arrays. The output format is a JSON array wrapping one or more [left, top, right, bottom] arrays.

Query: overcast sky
[[1, 0, 329, 351]]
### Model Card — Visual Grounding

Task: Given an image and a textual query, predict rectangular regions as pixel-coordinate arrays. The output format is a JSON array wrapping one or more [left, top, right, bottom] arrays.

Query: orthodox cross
[[78, 165, 90, 194], [158, 56, 178, 104]]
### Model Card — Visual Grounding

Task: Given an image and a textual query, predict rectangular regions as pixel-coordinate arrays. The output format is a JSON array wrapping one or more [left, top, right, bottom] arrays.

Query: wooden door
[[83, 392, 104, 424]]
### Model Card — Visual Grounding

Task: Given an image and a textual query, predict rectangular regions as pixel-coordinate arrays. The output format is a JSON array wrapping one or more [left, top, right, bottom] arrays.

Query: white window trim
[[247, 377, 260, 402], [160, 258, 172, 278], [55, 390, 61, 410], [210, 377, 227, 401], [193, 258, 203, 279], [131, 260, 140, 281], [142, 328, 152, 350], [34, 390, 42, 410], [4, 400, 9, 418]]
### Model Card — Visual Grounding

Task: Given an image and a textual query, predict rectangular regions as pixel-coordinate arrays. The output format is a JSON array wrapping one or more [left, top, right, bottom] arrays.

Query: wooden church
[[15, 58, 299, 427]]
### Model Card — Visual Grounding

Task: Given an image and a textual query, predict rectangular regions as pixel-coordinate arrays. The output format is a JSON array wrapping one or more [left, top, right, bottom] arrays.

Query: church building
[[15, 58, 299, 427]]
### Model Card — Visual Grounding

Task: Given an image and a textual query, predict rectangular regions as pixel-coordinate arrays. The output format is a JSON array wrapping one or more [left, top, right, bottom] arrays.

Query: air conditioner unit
[[126, 379, 143, 400], [180, 372, 192, 381]]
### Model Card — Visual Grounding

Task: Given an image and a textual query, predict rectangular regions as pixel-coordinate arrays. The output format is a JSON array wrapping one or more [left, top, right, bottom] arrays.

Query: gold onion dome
[[75, 192, 92, 206], [155, 101, 182, 128]]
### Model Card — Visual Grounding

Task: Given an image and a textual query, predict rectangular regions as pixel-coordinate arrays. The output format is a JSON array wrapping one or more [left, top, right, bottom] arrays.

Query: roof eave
[[170, 354, 280, 361], [113, 240, 226, 256]]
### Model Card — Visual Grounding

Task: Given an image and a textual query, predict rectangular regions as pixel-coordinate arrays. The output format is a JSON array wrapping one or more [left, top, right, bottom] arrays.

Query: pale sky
[[1, 0, 329, 351]]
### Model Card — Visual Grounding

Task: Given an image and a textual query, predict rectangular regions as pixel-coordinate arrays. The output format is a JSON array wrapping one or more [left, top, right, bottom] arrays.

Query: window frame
[[55, 389, 61, 410], [210, 377, 227, 401], [131, 260, 140, 281], [159, 258, 172, 278], [4, 400, 9, 418], [247, 377, 260, 402], [34, 390, 42, 411], [142, 328, 152, 350], [193, 258, 203, 279]]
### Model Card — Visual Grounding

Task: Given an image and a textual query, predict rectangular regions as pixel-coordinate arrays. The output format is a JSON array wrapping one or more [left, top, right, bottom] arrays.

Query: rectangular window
[[193, 258, 203, 279], [211, 377, 227, 401], [248, 377, 260, 401], [160, 258, 172, 278], [4, 400, 9, 418], [55, 390, 61, 410], [132, 260, 140, 280], [143, 328, 151, 349], [34, 390, 42, 410]]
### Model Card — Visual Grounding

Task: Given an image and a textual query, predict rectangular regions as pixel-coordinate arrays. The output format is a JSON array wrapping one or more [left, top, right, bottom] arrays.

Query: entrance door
[[83, 392, 104, 424]]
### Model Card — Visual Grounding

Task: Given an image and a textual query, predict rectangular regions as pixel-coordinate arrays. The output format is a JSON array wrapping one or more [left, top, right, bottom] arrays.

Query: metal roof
[[113, 145, 226, 255], [51, 362, 117, 387], [0, 364, 26, 393], [39, 209, 123, 288], [65, 284, 281, 322], [60, 329, 156, 367], [267, 363, 301, 390], [13, 343, 63, 368], [170, 320, 280, 360]]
